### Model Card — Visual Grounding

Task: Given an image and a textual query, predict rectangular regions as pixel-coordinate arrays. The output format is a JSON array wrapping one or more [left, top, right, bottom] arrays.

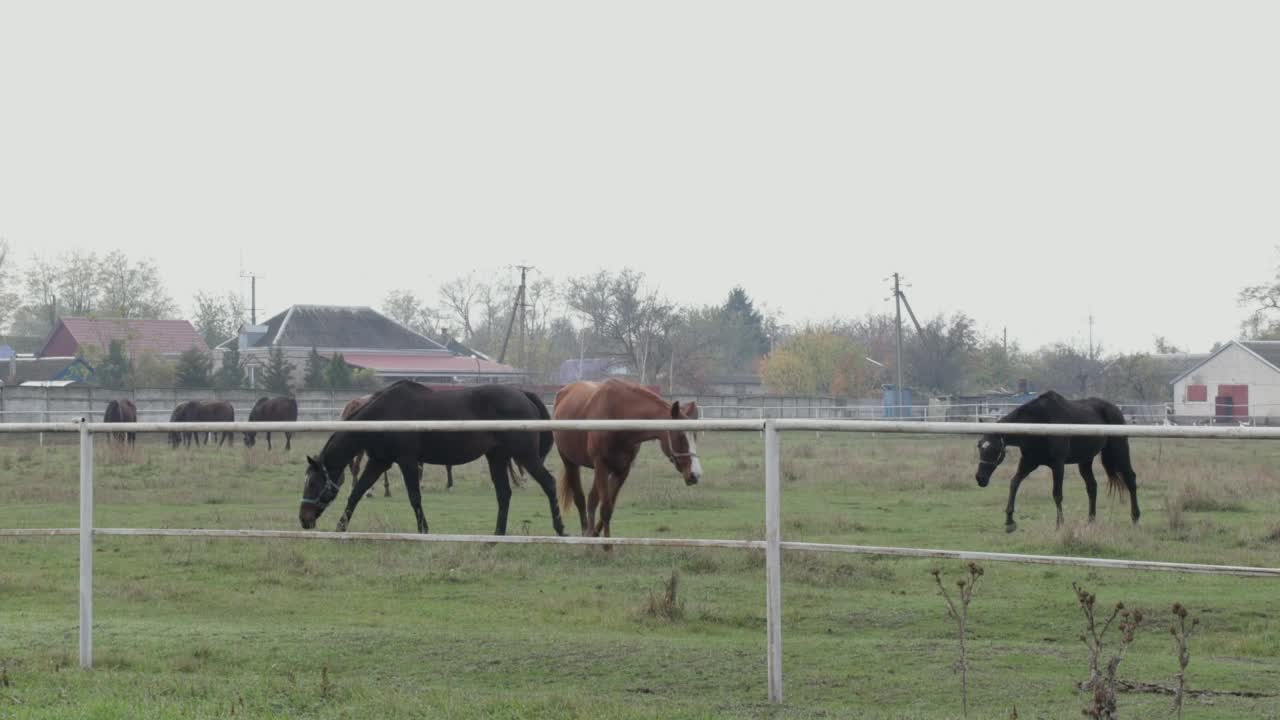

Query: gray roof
[[1240, 341, 1280, 370], [242, 305, 449, 352]]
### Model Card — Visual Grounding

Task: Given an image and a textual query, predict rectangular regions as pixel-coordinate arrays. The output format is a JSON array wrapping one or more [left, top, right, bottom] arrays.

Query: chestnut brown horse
[[554, 379, 702, 540]]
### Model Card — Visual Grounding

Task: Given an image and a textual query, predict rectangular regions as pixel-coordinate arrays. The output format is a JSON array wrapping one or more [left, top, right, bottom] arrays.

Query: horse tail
[[1098, 403, 1135, 498], [557, 461, 577, 517], [521, 391, 554, 458], [508, 459, 525, 487]]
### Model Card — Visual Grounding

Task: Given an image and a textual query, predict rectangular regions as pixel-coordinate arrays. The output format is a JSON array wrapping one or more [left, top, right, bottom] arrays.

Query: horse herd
[[102, 382, 1143, 536], [101, 396, 301, 450]]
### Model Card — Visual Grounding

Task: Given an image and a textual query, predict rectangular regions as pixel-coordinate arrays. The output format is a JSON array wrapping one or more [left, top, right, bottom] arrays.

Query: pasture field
[[1, 430, 1279, 719]]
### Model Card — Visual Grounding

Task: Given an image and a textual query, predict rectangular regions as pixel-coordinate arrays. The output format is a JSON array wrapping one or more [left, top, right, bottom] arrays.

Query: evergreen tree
[[215, 347, 246, 390], [175, 347, 214, 389], [325, 352, 353, 389], [261, 346, 294, 395], [96, 339, 133, 389], [303, 347, 327, 388]]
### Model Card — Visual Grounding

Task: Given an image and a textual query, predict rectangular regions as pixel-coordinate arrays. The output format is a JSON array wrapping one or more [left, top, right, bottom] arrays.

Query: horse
[[300, 380, 564, 536], [169, 401, 196, 448], [553, 378, 702, 540], [973, 390, 1140, 532], [169, 400, 236, 448], [342, 393, 451, 498], [244, 396, 298, 450], [103, 399, 137, 447]]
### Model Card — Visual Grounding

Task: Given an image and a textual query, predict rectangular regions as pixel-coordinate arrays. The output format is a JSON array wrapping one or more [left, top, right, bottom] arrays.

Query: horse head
[[974, 434, 1006, 487], [299, 454, 345, 529], [664, 400, 703, 486]]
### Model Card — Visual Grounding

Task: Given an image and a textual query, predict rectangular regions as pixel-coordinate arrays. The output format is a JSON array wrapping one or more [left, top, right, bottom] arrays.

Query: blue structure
[[882, 384, 914, 418]]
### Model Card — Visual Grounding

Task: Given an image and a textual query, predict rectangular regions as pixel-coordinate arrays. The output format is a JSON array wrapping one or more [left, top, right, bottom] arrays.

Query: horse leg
[[445, 464, 453, 490], [516, 455, 567, 537], [1051, 462, 1066, 528], [586, 466, 608, 537], [602, 468, 631, 541], [336, 457, 392, 532], [486, 454, 514, 536], [266, 432, 272, 451], [1004, 458, 1035, 533], [1078, 461, 1099, 523], [399, 460, 428, 533], [285, 432, 292, 451], [561, 460, 588, 534]]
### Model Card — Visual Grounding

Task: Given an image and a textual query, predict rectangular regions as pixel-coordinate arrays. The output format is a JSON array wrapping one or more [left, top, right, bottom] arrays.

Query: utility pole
[[498, 265, 532, 366], [893, 273, 904, 418], [241, 271, 262, 325]]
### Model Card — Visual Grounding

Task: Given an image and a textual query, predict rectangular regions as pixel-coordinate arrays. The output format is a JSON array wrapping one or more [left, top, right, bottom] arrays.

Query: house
[[222, 305, 522, 385], [704, 373, 766, 397], [1, 355, 95, 386], [1170, 341, 1280, 422], [557, 358, 633, 384], [38, 317, 206, 359]]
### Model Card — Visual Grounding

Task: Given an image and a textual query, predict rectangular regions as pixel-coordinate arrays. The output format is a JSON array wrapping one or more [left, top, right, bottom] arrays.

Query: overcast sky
[[2, 2, 1277, 354]]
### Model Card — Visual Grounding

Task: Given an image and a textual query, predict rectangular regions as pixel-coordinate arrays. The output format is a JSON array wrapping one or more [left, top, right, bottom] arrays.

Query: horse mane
[[999, 390, 1071, 424], [603, 378, 670, 410]]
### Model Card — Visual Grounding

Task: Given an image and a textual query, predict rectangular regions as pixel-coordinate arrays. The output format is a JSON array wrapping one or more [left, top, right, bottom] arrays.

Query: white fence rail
[[3, 417, 1280, 705]]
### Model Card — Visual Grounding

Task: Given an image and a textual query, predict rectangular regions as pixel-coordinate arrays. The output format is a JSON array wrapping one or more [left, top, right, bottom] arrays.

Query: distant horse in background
[[169, 400, 236, 448], [244, 396, 298, 450], [973, 390, 1140, 532], [553, 379, 702, 541], [103, 399, 137, 447], [169, 401, 196, 448]]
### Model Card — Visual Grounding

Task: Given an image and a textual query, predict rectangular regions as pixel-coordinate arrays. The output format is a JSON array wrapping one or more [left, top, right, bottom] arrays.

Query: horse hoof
[[1005, 522, 1017, 533]]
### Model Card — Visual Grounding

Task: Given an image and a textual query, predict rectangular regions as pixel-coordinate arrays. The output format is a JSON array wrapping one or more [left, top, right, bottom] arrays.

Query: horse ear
[[306, 455, 318, 469], [670, 401, 680, 419], [685, 401, 700, 420]]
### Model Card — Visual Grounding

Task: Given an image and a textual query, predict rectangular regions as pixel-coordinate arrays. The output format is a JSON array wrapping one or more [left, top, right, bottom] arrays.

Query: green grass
[[2, 432, 1279, 718]]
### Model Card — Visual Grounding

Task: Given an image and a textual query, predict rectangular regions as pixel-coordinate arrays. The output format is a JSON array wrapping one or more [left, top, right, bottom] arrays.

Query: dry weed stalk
[[1170, 602, 1199, 719], [931, 561, 984, 717], [1074, 582, 1143, 719]]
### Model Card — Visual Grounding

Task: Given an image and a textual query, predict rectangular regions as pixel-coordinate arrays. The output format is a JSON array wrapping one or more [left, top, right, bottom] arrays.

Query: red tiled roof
[[48, 317, 207, 356], [342, 352, 520, 376]]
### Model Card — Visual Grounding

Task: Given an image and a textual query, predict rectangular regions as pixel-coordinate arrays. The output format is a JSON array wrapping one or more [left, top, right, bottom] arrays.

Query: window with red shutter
[[1186, 385, 1207, 402]]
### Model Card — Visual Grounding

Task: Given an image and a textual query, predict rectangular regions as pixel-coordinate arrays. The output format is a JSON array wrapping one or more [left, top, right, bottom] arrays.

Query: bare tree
[[191, 291, 247, 348], [439, 273, 482, 340], [381, 290, 435, 336], [0, 237, 18, 330], [58, 250, 100, 315], [564, 269, 674, 384], [97, 251, 175, 318]]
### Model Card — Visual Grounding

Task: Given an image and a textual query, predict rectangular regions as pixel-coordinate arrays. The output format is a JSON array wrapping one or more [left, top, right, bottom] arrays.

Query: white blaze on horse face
[[685, 432, 702, 478]]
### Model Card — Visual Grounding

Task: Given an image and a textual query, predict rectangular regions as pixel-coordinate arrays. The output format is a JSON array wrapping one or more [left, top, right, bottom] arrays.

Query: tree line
[[8, 238, 1280, 401]]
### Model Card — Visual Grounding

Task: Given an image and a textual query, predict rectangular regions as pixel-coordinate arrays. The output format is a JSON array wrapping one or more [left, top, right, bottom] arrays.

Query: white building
[[1169, 340, 1280, 423]]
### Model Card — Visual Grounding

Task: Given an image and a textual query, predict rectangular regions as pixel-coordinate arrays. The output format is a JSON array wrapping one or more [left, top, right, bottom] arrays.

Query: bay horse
[[974, 390, 1140, 532], [244, 396, 298, 450], [553, 379, 702, 540], [169, 400, 236, 448], [300, 380, 564, 536], [103, 399, 137, 447]]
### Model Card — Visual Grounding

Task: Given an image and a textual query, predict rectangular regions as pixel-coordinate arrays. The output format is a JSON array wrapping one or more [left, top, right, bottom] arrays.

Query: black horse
[[244, 396, 298, 450], [974, 390, 1140, 532], [299, 380, 566, 536]]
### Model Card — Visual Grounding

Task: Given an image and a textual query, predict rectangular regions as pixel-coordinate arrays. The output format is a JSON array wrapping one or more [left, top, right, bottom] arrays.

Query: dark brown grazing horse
[[169, 400, 236, 448], [553, 379, 702, 540], [300, 380, 563, 536], [169, 401, 196, 448], [103, 399, 137, 447], [244, 396, 298, 450]]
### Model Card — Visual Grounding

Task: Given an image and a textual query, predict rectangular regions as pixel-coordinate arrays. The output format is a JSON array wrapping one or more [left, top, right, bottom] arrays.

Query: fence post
[[78, 418, 94, 669], [764, 419, 783, 703]]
